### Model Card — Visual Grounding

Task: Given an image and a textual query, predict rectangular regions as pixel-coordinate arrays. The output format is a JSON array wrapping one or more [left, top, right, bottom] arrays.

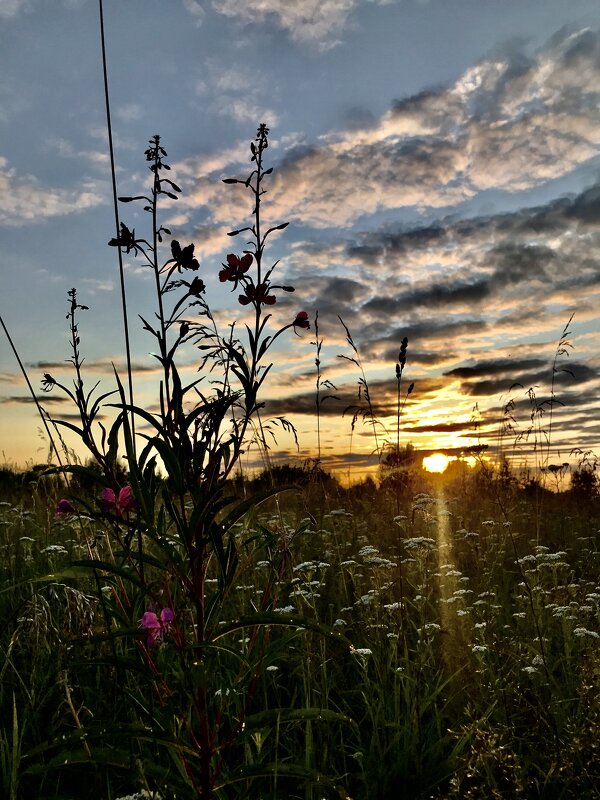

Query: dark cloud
[[27, 359, 160, 375], [320, 276, 366, 303], [371, 318, 487, 346], [405, 420, 478, 434], [380, 347, 456, 367], [362, 278, 491, 314], [0, 395, 69, 405], [485, 243, 555, 285], [444, 358, 546, 379], [458, 362, 598, 397], [49, 412, 108, 423]]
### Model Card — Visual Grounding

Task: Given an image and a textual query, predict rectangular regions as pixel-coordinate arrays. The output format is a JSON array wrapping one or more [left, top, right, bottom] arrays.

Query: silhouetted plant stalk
[[40, 126, 321, 797], [396, 337, 410, 454], [338, 319, 414, 482], [312, 310, 337, 465], [514, 315, 575, 542], [338, 316, 384, 460], [545, 313, 574, 477]]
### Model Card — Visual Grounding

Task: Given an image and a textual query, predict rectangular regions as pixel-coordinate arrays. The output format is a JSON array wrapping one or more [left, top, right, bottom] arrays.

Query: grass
[[0, 465, 599, 798]]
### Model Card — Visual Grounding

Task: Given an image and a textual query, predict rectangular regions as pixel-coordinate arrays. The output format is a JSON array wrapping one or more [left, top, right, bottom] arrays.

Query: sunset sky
[[1, 0, 600, 480]]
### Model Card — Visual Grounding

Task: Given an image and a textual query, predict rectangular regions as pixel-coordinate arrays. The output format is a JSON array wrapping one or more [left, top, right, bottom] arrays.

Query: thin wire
[[98, 0, 136, 455]]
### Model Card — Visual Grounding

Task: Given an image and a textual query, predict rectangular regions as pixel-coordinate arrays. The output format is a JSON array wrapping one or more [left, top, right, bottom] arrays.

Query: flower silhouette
[[108, 222, 141, 256], [239, 282, 276, 306], [187, 276, 206, 297], [219, 253, 253, 285], [171, 240, 199, 272], [293, 311, 310, 329]]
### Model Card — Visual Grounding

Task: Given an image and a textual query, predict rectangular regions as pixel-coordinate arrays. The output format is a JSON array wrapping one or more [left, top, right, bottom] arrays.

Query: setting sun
[[422, 453, 452, 473]]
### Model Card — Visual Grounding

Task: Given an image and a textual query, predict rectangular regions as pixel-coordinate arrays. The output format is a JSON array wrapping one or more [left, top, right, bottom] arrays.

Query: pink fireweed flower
[[238, 281, 276, 306], [293, 311, 310, 330], [219, 252, 253, 285], [55, 498, 75, 514], [140, 607, 175, 646], [101, 485, 137, 517]]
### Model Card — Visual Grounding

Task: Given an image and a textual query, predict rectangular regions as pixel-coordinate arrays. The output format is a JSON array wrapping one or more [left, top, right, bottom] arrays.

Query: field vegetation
[[0, 456, 599, 799]]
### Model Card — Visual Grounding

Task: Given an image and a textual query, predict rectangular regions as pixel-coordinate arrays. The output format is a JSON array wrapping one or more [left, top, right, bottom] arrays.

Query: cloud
[[241, 28, 599, 228], [115, 103, 144, 123], [251, 161, 600, 461], [0, 0, 31, 18], [323, 178, 600, 334], [0, 157, 104, 226], [211, 0, 364, 50], [444, 358, 546, 380], [47, 137, 110, 169], [194, 62, 280, 127], [175, 28, 600, 239], [0, 0, 86, 18], [182, 0, 205, 26], [0, 394, 69, 405]]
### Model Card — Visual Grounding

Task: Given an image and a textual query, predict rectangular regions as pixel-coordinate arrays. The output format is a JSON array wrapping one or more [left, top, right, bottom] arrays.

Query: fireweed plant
[[39, 127, 352, 798]]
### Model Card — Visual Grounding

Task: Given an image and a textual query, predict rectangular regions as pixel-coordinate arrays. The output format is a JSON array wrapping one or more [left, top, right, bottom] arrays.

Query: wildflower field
[[1, 459, 599, 799], [1, 18, 599, 795]]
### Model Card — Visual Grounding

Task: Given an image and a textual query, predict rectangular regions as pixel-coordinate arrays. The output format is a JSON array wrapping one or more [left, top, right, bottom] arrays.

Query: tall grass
[[1, 465, 599, 797]]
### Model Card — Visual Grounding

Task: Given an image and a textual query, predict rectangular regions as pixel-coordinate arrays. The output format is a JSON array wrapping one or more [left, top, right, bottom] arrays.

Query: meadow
[[0, 458, 599, 799]]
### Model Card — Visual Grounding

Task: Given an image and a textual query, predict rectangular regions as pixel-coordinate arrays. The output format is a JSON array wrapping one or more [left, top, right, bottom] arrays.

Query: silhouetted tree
[[570, 467, 599, 499]]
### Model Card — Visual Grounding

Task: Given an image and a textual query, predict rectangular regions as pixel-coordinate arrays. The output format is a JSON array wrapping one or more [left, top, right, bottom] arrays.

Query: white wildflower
[[350, 647, 372, 657], [404, 537, 436, 551], [573, 627, 599, 639]]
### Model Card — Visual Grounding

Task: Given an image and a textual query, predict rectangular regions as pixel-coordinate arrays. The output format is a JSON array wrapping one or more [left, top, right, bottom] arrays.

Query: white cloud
[[81, 278, 114, 293], [185, 0, 397, 49], [0, 0, 31, 18], [115, 103, 144, 123], [0, 157, 104, 225], [211, 0, 357, 49], [47, 137, 109, 168], [0, 0, 87, 17], [244, 28, 600, 226], [172, 29, 600, 233], [194, 62, 280, 127], [182, 0, 205, 26]]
